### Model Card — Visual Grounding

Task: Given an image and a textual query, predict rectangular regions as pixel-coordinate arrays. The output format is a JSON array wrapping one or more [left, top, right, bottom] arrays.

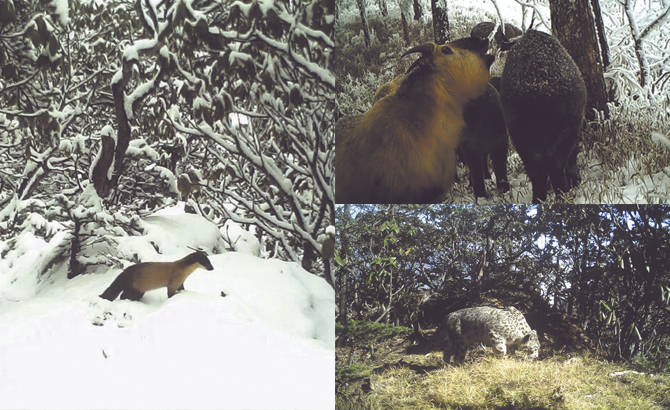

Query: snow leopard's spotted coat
[[428, 306, 540, 364]]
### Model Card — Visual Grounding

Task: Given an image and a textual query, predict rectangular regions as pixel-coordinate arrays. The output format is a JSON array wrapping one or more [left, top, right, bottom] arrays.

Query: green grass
[[336, 362, 373, 384], [336, 319, 413, 344]]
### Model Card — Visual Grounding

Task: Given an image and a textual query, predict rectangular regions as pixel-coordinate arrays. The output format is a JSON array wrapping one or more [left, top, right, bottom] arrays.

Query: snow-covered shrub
[[1, 0, 335, 278]]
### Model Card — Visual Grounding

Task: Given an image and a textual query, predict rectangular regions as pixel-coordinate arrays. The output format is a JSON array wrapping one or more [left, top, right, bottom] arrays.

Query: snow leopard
[[421, 306, 540, 364]]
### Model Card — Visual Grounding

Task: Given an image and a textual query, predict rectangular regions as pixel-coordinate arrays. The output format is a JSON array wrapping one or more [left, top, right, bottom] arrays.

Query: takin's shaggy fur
[[500, 30, 587, 204], [336, 37, 494, 204]]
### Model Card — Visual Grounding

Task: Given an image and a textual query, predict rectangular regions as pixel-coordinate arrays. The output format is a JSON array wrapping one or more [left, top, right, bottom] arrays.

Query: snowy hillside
[[0, 209, 335, 409]]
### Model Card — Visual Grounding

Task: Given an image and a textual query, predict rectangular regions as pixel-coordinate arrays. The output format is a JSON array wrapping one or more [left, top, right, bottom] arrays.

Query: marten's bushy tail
[[99, 275, 124, 301]]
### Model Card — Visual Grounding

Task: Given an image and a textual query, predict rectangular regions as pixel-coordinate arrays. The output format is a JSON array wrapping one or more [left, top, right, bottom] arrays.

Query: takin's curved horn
[[401, 43, 436, 74], [401, 43, 435, 58]]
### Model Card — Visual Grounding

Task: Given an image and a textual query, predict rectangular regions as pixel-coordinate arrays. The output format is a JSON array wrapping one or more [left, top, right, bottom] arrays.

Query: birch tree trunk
[[623, 0, 649, 88], [401, 12, 410, 46], [623, 0, 670, 89]]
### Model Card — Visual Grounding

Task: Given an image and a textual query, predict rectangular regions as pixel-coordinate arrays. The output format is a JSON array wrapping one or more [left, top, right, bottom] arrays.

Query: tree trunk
[[337, 205, 352, 347], [108, 61, 135, 195], [301, 240, 316, 272], [413, 0, 422, 21], [590, 0, 610, 69], [549, 0, 609, 120], [68, 217, 83, 279], [378, 0, 388, 17], [431, 0, 449, 44], [401, 12, 410, 46], [90, 133, 115, 197], [356, 0, 371, 47]]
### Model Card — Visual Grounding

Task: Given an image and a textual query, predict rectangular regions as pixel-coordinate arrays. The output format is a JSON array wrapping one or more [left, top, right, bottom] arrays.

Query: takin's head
[[373, 38, 494, 105], [470, 22, 523, 46], [399, 37, 495, 102]]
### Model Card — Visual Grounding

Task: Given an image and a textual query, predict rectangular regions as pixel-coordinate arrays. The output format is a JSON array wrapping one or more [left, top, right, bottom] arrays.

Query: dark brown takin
[[500, 30, 587, 204], [458, 78, 509, 198]]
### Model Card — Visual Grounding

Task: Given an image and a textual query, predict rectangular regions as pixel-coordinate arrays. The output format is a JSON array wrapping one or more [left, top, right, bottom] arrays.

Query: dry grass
[[338, 352, 670, 409]]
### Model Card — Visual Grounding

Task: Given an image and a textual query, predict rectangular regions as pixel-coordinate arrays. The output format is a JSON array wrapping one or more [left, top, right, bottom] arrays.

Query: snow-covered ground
[[0, 207, 335, 409]]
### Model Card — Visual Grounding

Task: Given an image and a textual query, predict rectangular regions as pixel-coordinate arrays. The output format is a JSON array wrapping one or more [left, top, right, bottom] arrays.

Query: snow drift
[[0, 209, 335, 409]]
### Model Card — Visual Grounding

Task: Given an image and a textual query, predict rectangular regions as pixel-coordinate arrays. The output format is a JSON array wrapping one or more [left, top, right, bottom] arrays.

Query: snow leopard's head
[[520, 330, 540, 359]]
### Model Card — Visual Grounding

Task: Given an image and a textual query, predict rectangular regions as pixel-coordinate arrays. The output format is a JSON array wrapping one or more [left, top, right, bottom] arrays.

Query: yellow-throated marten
[[99, 251, 214, 301]]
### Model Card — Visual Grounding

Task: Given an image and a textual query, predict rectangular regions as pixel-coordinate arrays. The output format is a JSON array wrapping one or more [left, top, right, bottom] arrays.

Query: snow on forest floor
[[444, 148, 670, 204], [0, 207, 335, 409]]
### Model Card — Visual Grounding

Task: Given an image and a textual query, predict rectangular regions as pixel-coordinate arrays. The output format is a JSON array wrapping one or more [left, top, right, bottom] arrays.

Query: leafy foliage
[[336, 205, 670, 361], [335, 363, 371, 384], [336, 319, 412, 345]]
